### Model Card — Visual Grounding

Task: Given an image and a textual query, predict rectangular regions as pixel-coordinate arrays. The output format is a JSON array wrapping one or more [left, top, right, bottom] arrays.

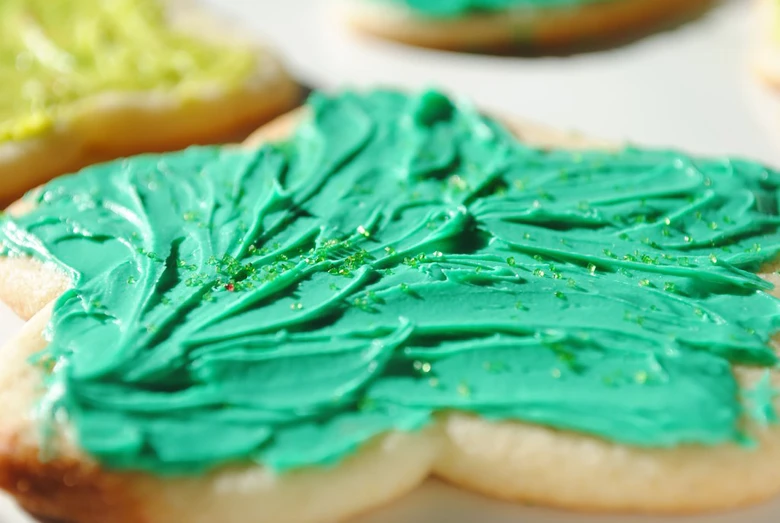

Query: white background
[[1, 0, 780, 521]]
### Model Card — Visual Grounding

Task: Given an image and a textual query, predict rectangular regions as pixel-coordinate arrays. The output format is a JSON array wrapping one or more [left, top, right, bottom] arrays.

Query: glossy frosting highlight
[[3, 89, 780, 476], [0, 0, 254, 142]]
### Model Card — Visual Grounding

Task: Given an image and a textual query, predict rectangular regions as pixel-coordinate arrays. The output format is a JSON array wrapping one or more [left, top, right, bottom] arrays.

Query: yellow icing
[[0, 0, 255, 142]]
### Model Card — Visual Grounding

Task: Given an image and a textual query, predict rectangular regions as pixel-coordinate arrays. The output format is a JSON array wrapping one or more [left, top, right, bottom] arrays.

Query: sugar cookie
[[756, 0, 780, 89], [0, 0, 300, 205], [339, 0, 714, 51], [2, 90, 780, 523]]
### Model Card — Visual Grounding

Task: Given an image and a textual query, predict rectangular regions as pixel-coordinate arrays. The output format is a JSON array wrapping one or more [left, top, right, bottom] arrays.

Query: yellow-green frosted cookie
[[338, 0, 713, 51], [0, 0, 299, 205]]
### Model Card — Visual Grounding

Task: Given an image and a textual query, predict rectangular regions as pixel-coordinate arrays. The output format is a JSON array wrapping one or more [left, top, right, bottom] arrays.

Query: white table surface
[[1, 0, 780, 521]]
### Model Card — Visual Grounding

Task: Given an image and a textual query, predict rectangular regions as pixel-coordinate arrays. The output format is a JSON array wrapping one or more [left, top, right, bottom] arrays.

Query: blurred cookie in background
[[0, 0, 300, 205], [756, 0, 780, 88], [337, 0, 715, 52]]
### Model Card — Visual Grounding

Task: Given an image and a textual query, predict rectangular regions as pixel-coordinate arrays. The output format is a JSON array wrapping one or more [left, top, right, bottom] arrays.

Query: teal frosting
[[3, 89, 780, 476], [375, 0, 612, 18]]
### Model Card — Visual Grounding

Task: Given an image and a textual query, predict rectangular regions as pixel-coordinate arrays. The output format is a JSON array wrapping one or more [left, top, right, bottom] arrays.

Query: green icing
[[375, 0, 613, 18], [0, 0, 254, 142], [3, 89, 780, 476], [744, 371, 780, 426]]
